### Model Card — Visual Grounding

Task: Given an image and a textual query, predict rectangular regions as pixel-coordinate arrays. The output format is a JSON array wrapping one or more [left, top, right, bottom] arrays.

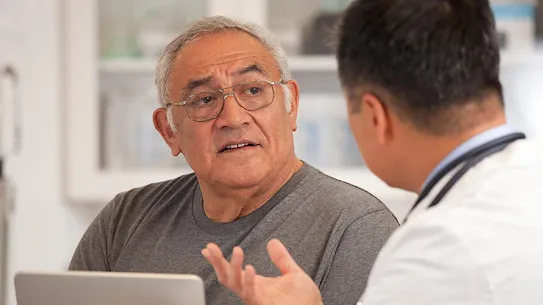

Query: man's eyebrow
[[184, 76, 212, 91], [235, 64, 269, 77]]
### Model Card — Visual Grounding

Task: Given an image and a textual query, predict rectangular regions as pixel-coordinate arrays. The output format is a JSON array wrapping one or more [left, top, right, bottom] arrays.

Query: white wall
[[4, 0, 101, 304], [502, 64, 543, 138]]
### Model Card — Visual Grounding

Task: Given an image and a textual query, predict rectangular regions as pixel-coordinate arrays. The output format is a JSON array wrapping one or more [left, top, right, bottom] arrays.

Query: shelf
[[74, 167, 377, 204], [72, 166, 417, 220], [99, 55, 338, 73], [69, 166, 417, 215], [100, 58, 158, 73], [99, 47, 543, 74], [287, 56, 337, 71], [501, 48, 543, 67]]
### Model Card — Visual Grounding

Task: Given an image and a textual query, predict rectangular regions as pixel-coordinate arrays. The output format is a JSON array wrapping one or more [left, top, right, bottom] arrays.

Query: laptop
[[14, 271, 206, 305]]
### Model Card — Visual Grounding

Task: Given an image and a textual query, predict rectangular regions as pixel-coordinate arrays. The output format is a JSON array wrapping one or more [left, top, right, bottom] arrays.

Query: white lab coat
[[359, 139, 543, 305]]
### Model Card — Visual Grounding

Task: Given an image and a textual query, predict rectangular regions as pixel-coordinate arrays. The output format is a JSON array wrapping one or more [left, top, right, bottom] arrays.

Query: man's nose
[[215, 93, 251, 128]]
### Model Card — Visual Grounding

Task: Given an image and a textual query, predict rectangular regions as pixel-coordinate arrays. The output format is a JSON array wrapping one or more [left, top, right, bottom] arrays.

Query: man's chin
[[212, 164, 269, 189]]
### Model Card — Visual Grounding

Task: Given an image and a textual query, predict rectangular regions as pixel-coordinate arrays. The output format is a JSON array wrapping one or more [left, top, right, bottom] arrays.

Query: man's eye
[[245, 87, 262, 95], [192, 96, 215, 106]]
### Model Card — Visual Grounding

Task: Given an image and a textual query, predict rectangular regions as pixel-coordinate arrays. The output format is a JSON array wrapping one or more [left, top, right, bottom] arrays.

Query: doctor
[[202, 0, 543, 304]]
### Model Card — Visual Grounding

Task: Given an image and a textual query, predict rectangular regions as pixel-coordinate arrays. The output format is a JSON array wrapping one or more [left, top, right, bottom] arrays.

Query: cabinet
[[64, 0, 386, 206], [64, 0, 543, 215]]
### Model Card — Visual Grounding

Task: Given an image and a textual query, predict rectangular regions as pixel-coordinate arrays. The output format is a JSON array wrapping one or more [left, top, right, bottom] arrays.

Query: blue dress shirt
[[421, 124, 518, 191]]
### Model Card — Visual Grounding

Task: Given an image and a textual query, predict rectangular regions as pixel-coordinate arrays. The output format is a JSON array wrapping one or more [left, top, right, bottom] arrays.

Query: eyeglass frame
[[165, 79, 287, 122]]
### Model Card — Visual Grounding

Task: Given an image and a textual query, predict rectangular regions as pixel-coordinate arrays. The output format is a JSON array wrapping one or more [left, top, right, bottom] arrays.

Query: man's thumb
[[267, 239, 303, 275]]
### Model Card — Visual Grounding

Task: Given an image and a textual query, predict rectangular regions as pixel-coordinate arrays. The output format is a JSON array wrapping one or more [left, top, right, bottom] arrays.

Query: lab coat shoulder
[[359, 212, 492, 305], [360, 139, 543, 305]]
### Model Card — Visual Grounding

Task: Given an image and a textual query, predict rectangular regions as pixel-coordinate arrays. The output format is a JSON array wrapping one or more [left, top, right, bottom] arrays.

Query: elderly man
[[69, 16, 398, 305]]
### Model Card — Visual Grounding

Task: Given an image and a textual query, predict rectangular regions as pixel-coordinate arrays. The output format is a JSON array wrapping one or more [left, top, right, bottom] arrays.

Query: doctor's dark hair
[[336, 0, 503, 135]]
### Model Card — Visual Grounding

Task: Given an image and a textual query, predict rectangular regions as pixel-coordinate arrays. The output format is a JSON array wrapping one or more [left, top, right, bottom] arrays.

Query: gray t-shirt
[[69, 164, 399, 305]]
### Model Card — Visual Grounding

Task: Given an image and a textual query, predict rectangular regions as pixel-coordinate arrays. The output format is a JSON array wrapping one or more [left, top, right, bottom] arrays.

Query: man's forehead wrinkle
[[178, 56, 274, 83], [235, 64, 269, 77], [182, 55, 263, 71]]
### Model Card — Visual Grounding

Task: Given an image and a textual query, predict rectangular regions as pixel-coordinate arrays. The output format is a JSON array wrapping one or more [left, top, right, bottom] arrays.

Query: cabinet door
[[65, 0, 209, 204], [66, 0, 543, 208], [64, 0, 366, 204]]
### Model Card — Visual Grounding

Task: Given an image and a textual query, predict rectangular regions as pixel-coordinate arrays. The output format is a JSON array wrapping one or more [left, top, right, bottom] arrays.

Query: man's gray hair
[[155, 16, 293, 130]]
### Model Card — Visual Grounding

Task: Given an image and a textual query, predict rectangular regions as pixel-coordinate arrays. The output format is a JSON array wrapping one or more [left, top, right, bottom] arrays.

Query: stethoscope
[[403, 132, 527, 222]]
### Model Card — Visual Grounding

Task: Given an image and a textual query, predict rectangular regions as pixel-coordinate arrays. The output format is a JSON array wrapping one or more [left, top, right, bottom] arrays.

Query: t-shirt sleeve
[[320, 208, 399, 305], [68, 199, 116, 271], [358, 218, 490, 305]]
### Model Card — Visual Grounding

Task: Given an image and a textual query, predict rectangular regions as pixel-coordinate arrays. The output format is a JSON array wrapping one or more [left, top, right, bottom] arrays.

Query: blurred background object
[[300, 11, 341, 55], [491, 0, 537, 52], [537, 0, 543, 38]]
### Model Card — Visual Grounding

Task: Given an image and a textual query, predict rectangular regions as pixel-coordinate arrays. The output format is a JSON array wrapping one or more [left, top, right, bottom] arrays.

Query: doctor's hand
[[202, 239, 323, 305]]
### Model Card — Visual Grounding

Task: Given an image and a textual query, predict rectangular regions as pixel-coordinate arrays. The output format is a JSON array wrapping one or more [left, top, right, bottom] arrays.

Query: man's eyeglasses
[[166, 80, 285, 122]]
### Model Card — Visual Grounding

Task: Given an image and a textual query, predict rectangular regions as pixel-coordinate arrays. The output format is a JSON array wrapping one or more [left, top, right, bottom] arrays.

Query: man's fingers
[[229, 246, 244, 290], [203, 244, 264, 305], [241, 264, 259, 305], [202, 243, 230, 284], [267, 239, 303, 275]]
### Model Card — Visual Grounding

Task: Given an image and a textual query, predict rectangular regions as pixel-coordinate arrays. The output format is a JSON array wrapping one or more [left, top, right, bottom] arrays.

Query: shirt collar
[[421, 124, 517, 191]]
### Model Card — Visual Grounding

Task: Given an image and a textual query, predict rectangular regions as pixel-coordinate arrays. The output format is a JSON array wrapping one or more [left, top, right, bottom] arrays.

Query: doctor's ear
[[361, 93, 392, 145]]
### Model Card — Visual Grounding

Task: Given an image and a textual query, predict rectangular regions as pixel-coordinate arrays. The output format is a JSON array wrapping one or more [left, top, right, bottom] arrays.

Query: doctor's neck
[[397, 98, 506, 194]]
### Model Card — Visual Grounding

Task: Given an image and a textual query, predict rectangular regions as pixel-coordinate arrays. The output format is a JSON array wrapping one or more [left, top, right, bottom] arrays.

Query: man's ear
[[361, 93, 392, 145], [153, 108, 182, 156], [285, 80, 300, 131]]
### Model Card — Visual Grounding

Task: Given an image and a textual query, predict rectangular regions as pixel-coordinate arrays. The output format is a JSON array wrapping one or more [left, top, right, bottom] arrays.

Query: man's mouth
[[219, 142, 258, 153]]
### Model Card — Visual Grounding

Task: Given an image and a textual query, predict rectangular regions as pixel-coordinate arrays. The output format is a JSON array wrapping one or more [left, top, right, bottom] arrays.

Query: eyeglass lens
[[185, 80, 275, 121]]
